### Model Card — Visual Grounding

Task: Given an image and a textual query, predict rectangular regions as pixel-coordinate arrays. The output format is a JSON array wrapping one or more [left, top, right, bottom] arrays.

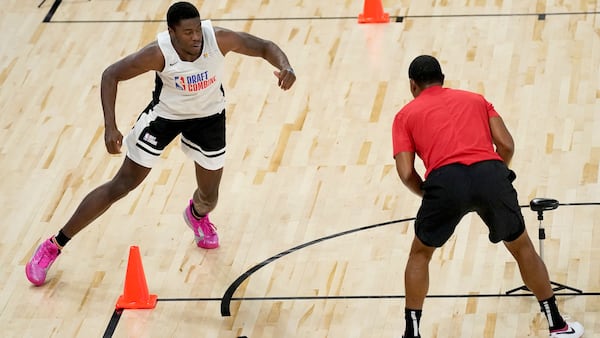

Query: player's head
[[408, 55, 445, 97], [167, 2, 200, 29], [167, 2, 203, 58]]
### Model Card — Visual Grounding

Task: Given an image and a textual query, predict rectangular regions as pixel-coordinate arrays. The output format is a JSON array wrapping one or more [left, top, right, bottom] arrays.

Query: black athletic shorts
[[415, 160, 526, 247], [124, 106, 226, 169]]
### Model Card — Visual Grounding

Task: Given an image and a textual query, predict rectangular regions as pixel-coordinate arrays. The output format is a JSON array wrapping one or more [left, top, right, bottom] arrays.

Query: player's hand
[[274, 68, 296, 90], [104, 126, 123, 154]]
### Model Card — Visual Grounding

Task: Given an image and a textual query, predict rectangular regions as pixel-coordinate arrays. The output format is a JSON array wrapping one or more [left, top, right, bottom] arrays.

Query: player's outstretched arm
[[215, 27, 296, 90]]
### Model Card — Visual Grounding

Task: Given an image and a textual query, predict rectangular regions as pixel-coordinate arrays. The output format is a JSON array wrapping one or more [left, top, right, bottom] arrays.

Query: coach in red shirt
[[392, 55, 583, 338]]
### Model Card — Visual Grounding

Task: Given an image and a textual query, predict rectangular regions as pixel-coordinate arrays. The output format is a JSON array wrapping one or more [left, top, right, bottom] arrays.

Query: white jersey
[[152, 20, 226, 120]]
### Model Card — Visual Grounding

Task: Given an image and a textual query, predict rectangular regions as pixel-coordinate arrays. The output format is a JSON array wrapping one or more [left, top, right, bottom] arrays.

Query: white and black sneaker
[[550, 321, 584, 337]]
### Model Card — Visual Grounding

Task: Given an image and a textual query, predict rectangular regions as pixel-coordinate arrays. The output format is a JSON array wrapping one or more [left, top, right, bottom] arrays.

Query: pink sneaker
[[183, 200, 219, 249], [25, 237, 61, 286]]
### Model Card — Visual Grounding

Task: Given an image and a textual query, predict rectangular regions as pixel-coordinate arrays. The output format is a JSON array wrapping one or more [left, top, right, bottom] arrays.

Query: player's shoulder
[[146, 40, 160, 50], [213, 25, 242, 55], [213, 25, 235, 38], [139, 40, 164, 58], [130, 40, 165, 71]]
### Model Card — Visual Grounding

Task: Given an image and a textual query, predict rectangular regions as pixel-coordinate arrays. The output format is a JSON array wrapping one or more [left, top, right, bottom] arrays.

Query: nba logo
[[143, 132, 158, 146], [174, 76, 186, 90]]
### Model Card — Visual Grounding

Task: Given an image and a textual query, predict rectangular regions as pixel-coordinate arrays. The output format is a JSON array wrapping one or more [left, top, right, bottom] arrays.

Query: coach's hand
[[104, 126, 123, 154], [274, 68, 296, 90]]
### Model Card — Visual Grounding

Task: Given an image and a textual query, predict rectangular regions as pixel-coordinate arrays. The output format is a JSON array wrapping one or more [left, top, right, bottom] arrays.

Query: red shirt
[[392, 86, 502, 178]]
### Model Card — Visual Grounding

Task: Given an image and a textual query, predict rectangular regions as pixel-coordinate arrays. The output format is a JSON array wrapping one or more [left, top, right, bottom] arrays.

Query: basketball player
[[393, 55, 583, 337], [26, 1, 296, 286]]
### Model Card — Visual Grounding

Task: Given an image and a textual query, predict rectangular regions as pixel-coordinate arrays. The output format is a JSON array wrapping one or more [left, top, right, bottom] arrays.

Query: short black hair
[[167, 2, 200, 28], [408, 55, 445, 86]]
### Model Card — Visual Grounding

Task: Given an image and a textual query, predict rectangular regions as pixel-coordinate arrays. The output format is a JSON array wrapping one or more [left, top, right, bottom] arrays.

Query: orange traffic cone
[[115, 246, 158, 310], [358, 0, 390, 23]]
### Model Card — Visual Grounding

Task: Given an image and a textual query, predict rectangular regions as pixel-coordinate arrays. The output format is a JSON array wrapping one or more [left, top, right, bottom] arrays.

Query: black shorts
[[415, 160, 525, 247], [124, 107, 226, 169]]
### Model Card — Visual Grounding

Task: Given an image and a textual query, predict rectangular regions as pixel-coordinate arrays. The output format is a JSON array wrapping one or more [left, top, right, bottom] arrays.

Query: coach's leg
[[404, 236, 436, 338], [503, 231, 553, 300], [405, 236, 436, 307], [503, 231, 572, 333]]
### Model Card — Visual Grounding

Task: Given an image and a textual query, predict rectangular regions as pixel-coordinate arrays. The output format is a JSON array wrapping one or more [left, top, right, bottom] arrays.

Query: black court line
[[556, 202, 600, 207], [520, 202, 600, 209], [160, 292, 600, 302], [398, 10, 600, 19], [102, 292, 600, 337], [102, 309, 122, 338], [46, 17, 357, 24], [41, 10, 600, 24], [42, 0, 62, 22]]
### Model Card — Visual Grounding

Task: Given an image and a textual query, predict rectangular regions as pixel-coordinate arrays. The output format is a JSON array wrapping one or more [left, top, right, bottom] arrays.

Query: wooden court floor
[[0, 0, 599, 337]]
